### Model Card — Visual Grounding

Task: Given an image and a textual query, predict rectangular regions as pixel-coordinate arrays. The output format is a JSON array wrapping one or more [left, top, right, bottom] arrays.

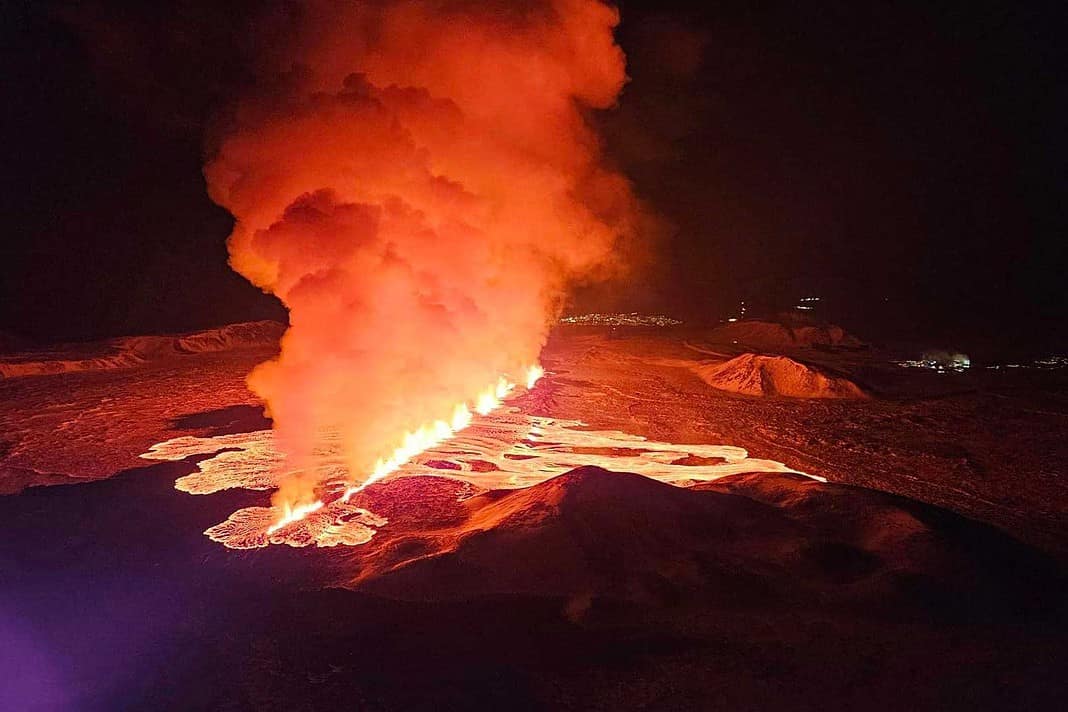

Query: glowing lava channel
[[267, 364, 545, 533]]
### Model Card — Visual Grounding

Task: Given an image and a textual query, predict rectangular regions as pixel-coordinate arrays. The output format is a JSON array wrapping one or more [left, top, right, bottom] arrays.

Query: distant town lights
[[559, 313, 682, 327]]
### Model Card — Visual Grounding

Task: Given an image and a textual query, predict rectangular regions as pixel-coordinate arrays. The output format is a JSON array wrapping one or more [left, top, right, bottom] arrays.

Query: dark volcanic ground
[[1, 325, 1066, 711], [540, 329, 1068, 560]]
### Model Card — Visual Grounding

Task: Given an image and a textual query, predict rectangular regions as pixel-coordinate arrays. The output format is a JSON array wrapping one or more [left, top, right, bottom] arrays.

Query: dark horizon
[[2, 0, 1065, 354]]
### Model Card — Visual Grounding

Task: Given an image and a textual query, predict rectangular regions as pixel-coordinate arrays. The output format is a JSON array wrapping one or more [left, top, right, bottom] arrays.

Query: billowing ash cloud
[[204, 0, 655, 506]]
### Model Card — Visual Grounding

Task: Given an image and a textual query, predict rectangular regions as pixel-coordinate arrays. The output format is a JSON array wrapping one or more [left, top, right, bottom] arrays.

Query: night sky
[[2, 1, 1065, 351]]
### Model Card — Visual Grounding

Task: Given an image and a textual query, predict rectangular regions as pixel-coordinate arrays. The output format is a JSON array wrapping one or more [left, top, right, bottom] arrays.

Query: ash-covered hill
[[0, 321, 283, 379], [343, 466, 1057, 622], [693, 353, 867, 398], [708, 319, 865, 349]]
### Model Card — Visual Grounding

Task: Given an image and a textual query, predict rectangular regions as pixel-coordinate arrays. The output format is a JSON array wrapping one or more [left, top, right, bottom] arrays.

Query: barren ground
[[1, 326, 1065, 711], [540, 329, 1068, 559]]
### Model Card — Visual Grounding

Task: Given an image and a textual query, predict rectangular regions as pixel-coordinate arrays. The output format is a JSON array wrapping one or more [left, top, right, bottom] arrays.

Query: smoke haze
[[203, 0, 655, 505]]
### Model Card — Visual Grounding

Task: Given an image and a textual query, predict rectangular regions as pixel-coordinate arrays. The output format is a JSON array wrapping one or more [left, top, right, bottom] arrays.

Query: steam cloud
[[204, 0, 653, 506]]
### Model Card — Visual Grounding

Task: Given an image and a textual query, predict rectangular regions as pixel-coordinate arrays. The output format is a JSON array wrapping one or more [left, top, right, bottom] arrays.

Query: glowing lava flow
[[526, 364, 545, 389], [141, 359, 828, 551], [268, 364, 545, 532], [267, 499, 324, 534]]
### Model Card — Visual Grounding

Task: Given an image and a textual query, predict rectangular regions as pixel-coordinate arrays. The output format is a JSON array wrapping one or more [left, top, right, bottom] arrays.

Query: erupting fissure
[[143, 385, 821, 550], [267, 364, 544, 533], [204, 0, 655, 528]]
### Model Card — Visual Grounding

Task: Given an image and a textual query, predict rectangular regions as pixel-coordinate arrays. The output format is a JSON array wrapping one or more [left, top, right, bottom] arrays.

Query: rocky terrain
[[692, 352, 867, 398], [0, 321, 283, 378], [1, 321, 1066, 711]]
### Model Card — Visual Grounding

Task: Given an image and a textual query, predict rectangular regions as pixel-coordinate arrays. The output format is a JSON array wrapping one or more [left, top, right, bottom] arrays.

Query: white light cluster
[[986, 356, 1068, 370], [894, 358, 970, 374], [560, 313, 682, 327]]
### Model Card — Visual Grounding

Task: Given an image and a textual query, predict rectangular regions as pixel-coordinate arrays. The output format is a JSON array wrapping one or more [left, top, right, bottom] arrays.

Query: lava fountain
[[202, 0, 656, 519], [265, 364, 542, 534]]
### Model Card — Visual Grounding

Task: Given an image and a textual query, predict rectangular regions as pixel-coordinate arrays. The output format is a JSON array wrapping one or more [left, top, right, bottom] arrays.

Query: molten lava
[[267, 499, 324, 535], [526, 364, 545, 389], [267, 365, 544, 532], [142, 361, 825, 551]]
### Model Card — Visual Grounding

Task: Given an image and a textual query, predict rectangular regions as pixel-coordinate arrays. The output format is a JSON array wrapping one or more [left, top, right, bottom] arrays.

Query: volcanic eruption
[[203, 0, 655, 523]]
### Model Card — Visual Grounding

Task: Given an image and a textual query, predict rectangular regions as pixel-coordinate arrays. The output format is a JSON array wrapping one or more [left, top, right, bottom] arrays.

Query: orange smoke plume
[[204, 0, 652, 508]]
